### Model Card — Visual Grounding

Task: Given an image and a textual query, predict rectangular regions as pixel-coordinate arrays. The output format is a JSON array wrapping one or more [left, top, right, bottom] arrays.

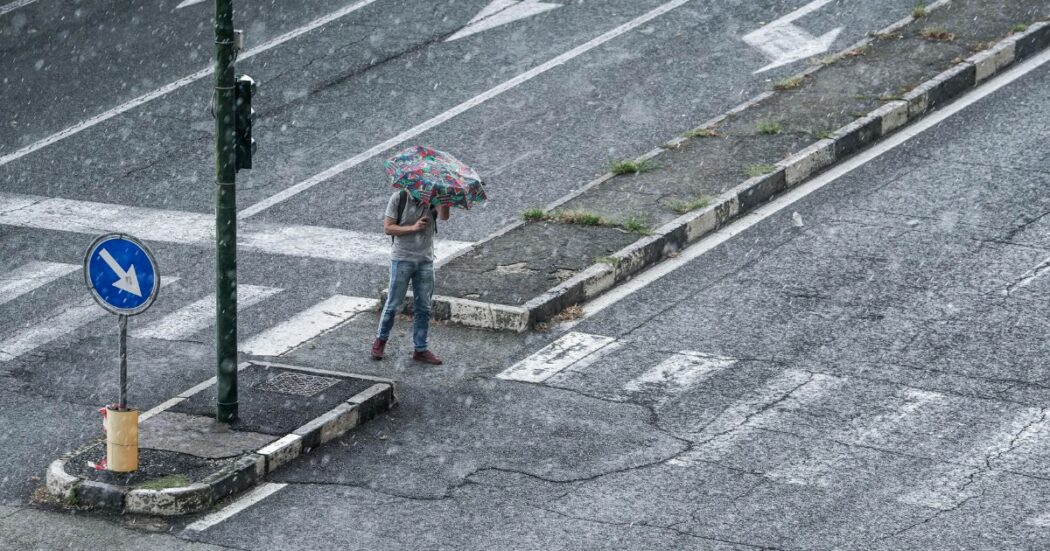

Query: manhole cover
[[254, 372, 341, 397]]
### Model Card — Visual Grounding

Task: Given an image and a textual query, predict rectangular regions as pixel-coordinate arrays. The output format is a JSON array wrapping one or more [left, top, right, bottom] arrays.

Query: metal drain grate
[[254, 372, 341, 397]]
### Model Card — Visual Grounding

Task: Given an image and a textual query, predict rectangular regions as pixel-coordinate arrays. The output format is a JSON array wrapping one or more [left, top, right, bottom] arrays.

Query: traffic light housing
[[234, 74, 256, 171]]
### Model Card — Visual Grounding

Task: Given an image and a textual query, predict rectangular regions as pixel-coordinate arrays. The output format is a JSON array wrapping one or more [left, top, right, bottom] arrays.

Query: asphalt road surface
[[3, 0, 1044, 549]]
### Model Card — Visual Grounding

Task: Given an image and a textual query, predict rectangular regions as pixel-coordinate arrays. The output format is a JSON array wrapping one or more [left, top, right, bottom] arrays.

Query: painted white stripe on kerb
[[135, 285, 282, 340], [569, 46, 1050, 329], [497, 332, 617, 383], [237, 0, 697, 218], [240, 295, 378, 356], [0, 192, 471, 264], [0, 278, 179, 363], [183, 482, 287, 533], [0, 0, 38, 17], [0, 0, 380, 167], [0, 261, 78, 306]]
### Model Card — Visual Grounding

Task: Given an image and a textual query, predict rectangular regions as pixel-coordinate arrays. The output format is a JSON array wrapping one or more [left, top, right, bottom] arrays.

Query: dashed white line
[[183, 482, 287, 533], [135, 285, 282, 341], [0, 0, 381, 167], [498, 331, 618, 384], [240, 295, 378, 357], [0, 261, 78, 307], [0, 0, 38, 17], [623, 351, 734, 405]]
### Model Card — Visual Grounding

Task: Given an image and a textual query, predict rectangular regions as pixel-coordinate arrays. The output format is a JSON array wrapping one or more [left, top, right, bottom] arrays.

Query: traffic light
[[234, 74, 256, 171]]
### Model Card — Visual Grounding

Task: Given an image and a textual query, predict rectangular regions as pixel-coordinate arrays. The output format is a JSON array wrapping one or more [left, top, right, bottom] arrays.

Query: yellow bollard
[[106, 407, 139, 472]]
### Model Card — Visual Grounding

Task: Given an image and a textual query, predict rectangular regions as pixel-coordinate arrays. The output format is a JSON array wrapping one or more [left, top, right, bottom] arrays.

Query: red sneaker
[[371, 338, 387, 360], [411, 350, 443, 365]]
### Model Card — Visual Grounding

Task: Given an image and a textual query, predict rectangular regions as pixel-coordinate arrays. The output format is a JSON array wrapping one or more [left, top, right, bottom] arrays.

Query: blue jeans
[[376, 259, 434, 352]]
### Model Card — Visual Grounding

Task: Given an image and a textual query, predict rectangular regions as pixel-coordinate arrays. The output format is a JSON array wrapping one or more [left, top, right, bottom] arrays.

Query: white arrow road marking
[[240, 295, 378, 357], [447, 0, 562, 42], [0, 261, 78, 307], [175, 0, 206, 8], [0, 278, 179, 363], [742, 0, 841, 74], [98, 248, 143, 297]]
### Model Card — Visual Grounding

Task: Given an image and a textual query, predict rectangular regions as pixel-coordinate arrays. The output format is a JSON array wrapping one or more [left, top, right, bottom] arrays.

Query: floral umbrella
[[384, 145, 487, 209]]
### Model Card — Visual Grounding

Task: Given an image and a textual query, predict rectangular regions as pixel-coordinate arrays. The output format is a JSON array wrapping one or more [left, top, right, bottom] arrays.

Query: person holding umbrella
[[372, 146, 486, 364]]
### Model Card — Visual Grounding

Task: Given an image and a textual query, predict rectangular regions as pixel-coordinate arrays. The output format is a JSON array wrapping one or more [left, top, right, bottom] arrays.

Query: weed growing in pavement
[[1012, 24, 1029, 33], [667, 195, 712, 214], [534, 304, 586, 332], [553, 209, 606, 226], [871, 31, 904, 41], [919, 26, 956, 41], [810, 54, 838, 66], [773, 76, 804, 91], [684, 127, 719, 138], [845, 45, 869, 57], [596, 256, 621, 266], [522, 208, 547, 222], [621, 217, 652, 235], [611, 158, 658, 175], [746, 164, 777, 178], [756, 120, 782, 135], [812, 129, 835, 140], [136, 474, 190, 491], [912, 3, 927, 18]]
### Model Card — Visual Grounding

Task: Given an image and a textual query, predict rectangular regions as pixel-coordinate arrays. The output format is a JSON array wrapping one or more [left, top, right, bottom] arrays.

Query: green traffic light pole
[[214, 0, 238, 423]]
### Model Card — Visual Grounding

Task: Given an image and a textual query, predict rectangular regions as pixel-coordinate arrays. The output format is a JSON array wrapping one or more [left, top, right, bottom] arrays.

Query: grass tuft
[[756, 120, 782, 135], [1012, 23, 1029, 33], [684, 127, 719, 138], [667, 196, 712, 214], [611, 158, 658, 175], [621, 217, 652, 235], [746, 164, 778, 178], [136, 474, 190, 491], [812, 129, 835, 140], [522, 208, 547, 222], [773, 76, 804, 91], [919, 26, 956, 41], [912, 3, 927, 18], [596, 256, 621, 266]]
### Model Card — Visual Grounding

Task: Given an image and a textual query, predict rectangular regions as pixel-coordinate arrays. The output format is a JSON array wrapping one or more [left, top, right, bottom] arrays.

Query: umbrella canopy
[[384, 146, 487, 209]]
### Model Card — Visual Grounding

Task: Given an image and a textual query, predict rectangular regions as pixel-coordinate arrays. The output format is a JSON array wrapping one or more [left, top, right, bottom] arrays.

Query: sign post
[[84, 233, 160, 472]]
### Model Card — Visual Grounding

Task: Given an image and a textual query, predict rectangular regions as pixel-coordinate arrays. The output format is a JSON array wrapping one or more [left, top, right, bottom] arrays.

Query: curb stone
[[45, 364, 396, 516], [423, 7, 1050, 332]]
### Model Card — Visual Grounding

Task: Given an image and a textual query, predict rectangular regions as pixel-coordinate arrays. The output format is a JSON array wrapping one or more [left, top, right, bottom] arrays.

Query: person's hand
[[412, 215, 429, 233]]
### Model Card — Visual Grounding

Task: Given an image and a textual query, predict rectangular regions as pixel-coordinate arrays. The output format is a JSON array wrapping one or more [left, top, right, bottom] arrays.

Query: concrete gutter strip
[[425, 8, 1050, 332]]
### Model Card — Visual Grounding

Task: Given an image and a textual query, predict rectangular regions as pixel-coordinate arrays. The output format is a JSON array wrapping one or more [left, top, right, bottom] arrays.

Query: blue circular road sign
[[84, 234, 160, 315]]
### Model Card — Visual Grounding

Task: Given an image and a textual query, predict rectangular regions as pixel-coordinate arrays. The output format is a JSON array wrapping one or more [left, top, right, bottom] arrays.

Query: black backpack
[[393, 190, 437, 242]]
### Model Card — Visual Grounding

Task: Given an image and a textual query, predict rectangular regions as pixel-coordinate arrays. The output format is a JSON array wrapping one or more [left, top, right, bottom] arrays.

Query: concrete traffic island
[[45, 362, 396, 516], [425, 0, 1050, 332]]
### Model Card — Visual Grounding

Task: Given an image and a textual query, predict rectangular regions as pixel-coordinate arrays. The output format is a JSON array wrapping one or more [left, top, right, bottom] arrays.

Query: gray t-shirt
[[385, 191, 436, 262]]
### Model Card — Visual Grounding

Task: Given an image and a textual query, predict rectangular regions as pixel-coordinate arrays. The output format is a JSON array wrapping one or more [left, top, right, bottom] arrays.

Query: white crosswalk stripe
[[240, 295, 378, 357], [498, 332, 619, 384], [0, 278, 180, 362], [135, 285, 282, 341], [0, 192, 472, 265], [0, 261, 79, 307], [623, 351, 734, 405]]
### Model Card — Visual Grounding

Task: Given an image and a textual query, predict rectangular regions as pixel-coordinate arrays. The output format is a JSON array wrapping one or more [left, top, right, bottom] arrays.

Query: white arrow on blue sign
[[84, 233, 160, 315]]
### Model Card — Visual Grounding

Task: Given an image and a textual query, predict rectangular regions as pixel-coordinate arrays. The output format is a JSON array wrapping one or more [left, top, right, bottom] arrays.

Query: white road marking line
[[0, 261, 78, 307], [1004, 255, 1050, 296], [175, 0, 206, 8], [0, 278, 179, 363], [446, 0, 562, 42], [183, 482, 287, 533], [240, 295, 378, 357], [498, 331, 617, 383], [623, 351, 734, 405], [0, 0, 37, 17], [898, 407, 1047, 510], [670, 370, 843, 466], [238, 0, 696, 218], [0, 0, 380, 167], [766, 387, 946, 487], [135, 285, 282, 341], [743, 0, 840, 73], [0, 192, 471, 265], [570, 46, 1050, 329]]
